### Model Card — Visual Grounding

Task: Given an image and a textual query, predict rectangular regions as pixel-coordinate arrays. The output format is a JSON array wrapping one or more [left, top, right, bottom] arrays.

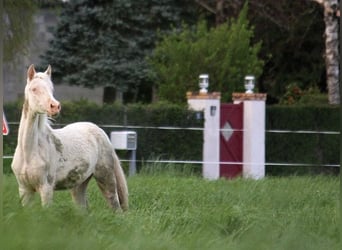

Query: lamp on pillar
[[244, 75, 255, 94], [199, 74, 209, 94]]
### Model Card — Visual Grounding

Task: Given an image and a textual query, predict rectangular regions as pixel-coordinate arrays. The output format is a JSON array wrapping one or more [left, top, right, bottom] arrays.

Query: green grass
[[1, 170, 339, 250]]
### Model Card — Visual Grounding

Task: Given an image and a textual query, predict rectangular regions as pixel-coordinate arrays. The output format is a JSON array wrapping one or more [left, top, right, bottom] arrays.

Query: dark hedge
[[266, 105, 339, 175], [3, 101, 339, 175], [3, 100, 204, 174]]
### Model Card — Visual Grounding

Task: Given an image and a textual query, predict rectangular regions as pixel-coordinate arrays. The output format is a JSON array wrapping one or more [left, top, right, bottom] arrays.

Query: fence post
[[233, 93, 267, 179]]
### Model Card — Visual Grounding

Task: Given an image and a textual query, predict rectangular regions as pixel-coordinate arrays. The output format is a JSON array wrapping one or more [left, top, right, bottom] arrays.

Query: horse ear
[[27, 64, 36, 81], [45, 65, 52, 78]]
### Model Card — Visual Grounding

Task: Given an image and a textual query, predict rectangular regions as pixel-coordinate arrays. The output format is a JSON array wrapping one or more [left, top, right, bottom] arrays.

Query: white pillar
[[187, 92, 221, 180], [233, 93, 267, 179]]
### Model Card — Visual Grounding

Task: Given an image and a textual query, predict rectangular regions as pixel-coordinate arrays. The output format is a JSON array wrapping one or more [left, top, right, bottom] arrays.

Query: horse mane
[[47, 116, 55, 126]]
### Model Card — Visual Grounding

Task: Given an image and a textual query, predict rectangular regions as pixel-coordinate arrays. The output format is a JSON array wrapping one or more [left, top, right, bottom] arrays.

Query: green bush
[[279, 84, 329, 106], [149, 4, 264, 103]]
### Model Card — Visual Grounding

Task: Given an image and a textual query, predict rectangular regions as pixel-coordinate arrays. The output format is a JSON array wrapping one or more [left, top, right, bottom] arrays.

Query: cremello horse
[[11, 64, 128, 211]]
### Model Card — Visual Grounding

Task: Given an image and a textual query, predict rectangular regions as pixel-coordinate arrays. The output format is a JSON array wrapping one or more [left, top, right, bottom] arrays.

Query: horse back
[[54, 122, 111, 152]]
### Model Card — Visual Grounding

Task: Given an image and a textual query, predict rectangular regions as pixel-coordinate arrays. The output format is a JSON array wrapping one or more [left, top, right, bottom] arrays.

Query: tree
[[41, 0, 198, 103], [249, 1, 326, 103], [195, 0, 340, 104], [149, 4, 264, 103]]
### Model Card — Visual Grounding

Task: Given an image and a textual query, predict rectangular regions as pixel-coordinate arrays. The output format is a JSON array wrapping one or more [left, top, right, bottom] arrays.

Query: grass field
[[1, 169, 340, 250]]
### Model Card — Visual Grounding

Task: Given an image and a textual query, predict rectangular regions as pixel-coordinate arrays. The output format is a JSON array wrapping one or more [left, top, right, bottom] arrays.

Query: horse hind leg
[[93, 166, 121, 211], [70, 176, 92, 209]]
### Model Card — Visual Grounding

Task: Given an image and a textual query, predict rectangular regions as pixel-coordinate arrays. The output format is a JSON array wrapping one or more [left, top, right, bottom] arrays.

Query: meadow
[[1, 166, 339, 250]]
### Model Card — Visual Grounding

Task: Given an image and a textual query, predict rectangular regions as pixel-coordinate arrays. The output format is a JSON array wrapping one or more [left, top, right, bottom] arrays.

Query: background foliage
[[40, 0, 199, 103], [149, 4, 264, 103], [249, 0, 326, 102], [4, 1, 328, 104]]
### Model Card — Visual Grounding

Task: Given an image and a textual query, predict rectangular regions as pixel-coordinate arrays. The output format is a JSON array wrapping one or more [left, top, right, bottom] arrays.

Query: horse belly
[[53, 122, 109, 190], [55, 160, 93, 190]]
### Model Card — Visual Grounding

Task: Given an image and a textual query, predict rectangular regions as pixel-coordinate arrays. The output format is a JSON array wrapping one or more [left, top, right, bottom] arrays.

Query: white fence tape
[[93, 124, 341, 135], [4, 122, 340, 168], [119, 159, 340, 168], [7, 122, 340, 134], [2, 156, 339, 168]]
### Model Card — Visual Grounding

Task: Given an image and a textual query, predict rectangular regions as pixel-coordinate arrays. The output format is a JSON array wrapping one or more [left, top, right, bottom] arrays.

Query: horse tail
[[113, 152, 129, 211]]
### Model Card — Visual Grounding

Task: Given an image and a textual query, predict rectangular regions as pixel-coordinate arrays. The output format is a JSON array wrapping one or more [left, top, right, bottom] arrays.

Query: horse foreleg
[[38, 184, 54, 207], [70, 176, 92, 209], [19, 186, 35, 206]]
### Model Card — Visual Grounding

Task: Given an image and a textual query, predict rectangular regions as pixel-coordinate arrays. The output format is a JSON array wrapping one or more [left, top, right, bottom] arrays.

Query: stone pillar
[[232, 93, 267, 179], [187, 92, 221, 180]]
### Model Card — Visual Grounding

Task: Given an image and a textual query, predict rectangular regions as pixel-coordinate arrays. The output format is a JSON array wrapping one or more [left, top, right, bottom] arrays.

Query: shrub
[[279, 83, 304, 105], [149, 4, 264, 103]]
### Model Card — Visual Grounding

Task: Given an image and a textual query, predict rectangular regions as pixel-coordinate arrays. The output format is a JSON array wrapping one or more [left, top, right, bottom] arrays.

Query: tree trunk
[[324, 0, 340, 104], [216, 0, 225, 25], [314, 0, 340, 104], [103, 86, 123, 104]]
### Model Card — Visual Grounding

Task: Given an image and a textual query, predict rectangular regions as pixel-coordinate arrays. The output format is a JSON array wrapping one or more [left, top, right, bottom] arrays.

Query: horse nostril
[[50, 102, 61, 112]]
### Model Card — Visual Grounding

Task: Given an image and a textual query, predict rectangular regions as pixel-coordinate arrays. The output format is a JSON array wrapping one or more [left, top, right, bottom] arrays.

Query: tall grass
[[1, 166, 339, 250]]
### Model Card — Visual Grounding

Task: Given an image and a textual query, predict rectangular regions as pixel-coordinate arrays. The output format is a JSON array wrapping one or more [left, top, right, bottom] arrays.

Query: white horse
[[11, 64, 128, 211]]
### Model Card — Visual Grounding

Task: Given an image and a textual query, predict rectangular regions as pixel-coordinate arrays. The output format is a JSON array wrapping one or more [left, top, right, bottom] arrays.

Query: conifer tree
[[41, 0, 197, 103]]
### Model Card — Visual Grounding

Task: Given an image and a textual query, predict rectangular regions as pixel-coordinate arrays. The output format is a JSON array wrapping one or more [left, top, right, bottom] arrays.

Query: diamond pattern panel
[[221, 122, 233, 142]]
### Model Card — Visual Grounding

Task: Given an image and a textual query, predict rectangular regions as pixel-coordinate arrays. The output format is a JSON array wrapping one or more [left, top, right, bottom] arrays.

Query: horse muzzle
[[48, 100, 61, 116]]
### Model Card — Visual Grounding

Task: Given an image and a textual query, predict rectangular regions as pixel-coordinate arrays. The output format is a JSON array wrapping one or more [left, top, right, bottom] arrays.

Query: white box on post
[[110, 131, 137, 176], [110, 131, 137, 150]]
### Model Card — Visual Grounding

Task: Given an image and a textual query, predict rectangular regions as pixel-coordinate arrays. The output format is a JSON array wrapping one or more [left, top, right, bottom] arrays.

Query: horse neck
[[18, 100, 52, 158]]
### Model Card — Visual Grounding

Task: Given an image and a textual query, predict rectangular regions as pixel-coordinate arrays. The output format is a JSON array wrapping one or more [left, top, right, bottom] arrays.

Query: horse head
[[25, 64, 61, 116]]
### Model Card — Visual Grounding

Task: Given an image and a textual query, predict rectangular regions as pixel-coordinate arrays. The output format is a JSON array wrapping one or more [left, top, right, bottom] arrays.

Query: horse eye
[[31, 87, 37, 92]]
